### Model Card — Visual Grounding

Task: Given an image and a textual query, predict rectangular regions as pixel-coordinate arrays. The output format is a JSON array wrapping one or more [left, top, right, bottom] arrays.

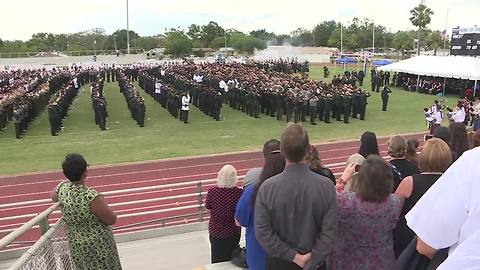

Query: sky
[[0, 0, 478, 41]]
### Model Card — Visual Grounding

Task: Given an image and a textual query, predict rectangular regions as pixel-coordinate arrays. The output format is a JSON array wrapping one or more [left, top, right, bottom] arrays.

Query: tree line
[[0, 4, 447, 57]]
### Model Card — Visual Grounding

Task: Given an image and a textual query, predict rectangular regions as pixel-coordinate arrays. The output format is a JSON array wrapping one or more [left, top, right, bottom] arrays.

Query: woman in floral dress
[[51, 153, 122, 270], [332, 155, 402, 270]]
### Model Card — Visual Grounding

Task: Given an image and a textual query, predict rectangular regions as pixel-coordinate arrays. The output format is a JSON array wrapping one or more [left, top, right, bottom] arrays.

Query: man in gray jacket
[[255, 124, 338, 270]]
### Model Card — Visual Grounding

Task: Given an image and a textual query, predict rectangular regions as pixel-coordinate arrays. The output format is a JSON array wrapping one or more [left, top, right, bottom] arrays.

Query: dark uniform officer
[[381, 86, 392, 111]]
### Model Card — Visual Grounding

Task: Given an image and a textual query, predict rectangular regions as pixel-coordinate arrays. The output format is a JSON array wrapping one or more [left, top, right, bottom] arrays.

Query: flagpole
[[341, 22, 344, 72]]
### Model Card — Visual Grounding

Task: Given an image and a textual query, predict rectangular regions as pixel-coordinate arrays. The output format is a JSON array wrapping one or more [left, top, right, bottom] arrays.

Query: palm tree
[[409, 3, 434, 55]]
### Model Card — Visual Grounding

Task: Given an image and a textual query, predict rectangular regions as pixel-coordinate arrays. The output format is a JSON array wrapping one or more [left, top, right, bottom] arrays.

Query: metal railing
[[0, 176, 242, 269]]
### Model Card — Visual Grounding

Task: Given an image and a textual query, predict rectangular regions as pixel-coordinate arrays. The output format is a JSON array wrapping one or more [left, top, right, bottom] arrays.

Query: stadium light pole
[[126, 0, 130, 54]]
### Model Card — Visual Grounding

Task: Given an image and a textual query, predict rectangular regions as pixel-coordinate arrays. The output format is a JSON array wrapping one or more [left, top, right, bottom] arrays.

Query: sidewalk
[[0, 229, 244, 270]]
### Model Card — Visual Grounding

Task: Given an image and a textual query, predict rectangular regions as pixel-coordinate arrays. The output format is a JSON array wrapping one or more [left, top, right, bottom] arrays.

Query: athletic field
[[0, 66, 444, 175]]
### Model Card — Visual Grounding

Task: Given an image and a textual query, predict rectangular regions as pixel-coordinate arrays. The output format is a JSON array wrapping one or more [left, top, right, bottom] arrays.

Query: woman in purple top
[[205, 164, 243, 263], [333, 155, 402, 270]]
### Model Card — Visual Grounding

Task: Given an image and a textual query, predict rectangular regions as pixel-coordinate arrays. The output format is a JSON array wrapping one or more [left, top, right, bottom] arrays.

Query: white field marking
[[113, 200, 198, 215], [0, 154, 396, 223], [0, 151, 391, 210], [0, 142, 387, 189], [1, 147, 379, 202]]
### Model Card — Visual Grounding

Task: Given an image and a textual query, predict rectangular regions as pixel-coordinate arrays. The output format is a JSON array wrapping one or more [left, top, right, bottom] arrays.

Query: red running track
[[0, 132, 425, 249]]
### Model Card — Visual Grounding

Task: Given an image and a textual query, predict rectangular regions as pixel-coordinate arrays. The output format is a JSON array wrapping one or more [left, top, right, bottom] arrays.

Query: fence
[[0, 49, 145, 58], [0, 176, 247, 270]]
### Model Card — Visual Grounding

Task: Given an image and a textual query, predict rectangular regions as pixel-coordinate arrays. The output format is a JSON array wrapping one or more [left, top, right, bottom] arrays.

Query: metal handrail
[[0, 176, 242, 250], [0, 203, 60, 250], [7, 218, 64, 270]]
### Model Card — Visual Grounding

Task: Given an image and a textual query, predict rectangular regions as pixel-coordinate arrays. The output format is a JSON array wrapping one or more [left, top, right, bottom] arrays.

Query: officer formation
[[0, 60, 373, 139]]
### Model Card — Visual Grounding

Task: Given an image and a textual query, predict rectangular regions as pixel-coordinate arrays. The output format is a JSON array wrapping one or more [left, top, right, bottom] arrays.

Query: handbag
[[231, 247, 248, 269], [396, 238, 449, 270], [396, 238, 431, 270]]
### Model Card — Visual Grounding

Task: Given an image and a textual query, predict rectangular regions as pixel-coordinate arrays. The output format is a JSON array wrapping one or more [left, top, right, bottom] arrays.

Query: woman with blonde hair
[[393, 138, 452, 258], [388, 135, 419, 190], [205, 164, 243, 263]]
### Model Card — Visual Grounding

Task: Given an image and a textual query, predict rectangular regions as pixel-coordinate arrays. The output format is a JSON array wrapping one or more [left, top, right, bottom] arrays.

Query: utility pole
[[126, 0, 130, 54]]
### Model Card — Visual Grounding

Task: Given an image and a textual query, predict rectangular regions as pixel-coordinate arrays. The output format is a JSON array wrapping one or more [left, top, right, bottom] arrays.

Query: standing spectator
[[406, 147, 480, 268], [472, 130, 480, 148], [51, 154, 122, 270], [243, 139, 280, 187], [405, 138, 420, 167], [332, 155, 402, 270], [358, 131, 380, 158], [433, 126, 458, 162], [255, 124, 338, 270], [306, 145, 335, 184], [387, 136, 420, 190], [342, 153, 365, 192], [235, 150, 286, 270], [393, 138, 452, 258], [449, 122, 469, 159], [205, 164, 243, 263]]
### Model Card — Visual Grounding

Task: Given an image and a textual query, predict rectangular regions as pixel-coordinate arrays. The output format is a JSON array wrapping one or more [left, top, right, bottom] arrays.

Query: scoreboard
[[450, 27, 480, 56]]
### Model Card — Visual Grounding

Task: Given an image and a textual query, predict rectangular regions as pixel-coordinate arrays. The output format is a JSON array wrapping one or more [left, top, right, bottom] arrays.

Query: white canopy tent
[[378, 55, 480, 95]]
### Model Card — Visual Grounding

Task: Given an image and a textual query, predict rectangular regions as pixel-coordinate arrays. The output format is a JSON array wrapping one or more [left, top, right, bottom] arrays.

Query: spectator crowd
[[202, 122, 480, 270]]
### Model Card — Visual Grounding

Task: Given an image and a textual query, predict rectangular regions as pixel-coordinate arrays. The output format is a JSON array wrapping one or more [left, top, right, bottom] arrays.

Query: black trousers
[[209, 234, 240, 264], [382, 97, 389, 111], [180, 110, 189, 123], [266, 256, 326, 270]]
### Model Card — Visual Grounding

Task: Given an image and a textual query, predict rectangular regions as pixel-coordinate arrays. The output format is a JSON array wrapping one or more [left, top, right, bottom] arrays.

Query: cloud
[[0, 0, 477, 40]]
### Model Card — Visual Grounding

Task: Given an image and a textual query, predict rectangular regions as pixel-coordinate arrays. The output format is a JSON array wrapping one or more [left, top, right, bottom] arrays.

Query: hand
[[293, 252, 311, 268], [340, 163, 356, 183]]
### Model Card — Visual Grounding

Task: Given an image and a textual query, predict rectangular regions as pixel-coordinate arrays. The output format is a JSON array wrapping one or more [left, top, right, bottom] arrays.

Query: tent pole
[[416, 74, 420, 92], [475, 80, 478, 97], [443, 77, 447, 96]]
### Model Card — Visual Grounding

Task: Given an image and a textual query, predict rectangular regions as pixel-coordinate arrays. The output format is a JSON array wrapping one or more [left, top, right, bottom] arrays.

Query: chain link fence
[[8, 218, 75, 270]]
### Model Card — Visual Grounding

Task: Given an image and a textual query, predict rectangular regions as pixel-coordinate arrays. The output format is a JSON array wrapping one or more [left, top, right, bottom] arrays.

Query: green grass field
[[0, 66, 446, 175]]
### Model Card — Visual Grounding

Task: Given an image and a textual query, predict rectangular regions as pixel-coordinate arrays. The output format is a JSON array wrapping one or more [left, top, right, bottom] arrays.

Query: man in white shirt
[[451, 106, 466, 123], [406, 147, 480, 268], [180, 91, 190, 124], [154, 80, 162, 102], [437, 227, 480, 270]]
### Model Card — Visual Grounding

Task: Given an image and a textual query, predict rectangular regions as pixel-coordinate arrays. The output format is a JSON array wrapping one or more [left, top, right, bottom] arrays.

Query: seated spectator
[[358, 131, 379, 158], [405, 138, 420, 166], [406, 147, 480, 268], [449, 122, 469, 159], [243, 139, 280, 187], [306, 145, 335, 184], [387, 136, 420, 190], [205, 164, 243, 263], [332, 155, 402, 270], [393, 138, 452, 258], [433, 126, 458, 162], [341, 153, 365, 192], [235, 150, 286, 270], [472, 130, 480, 148], [51, 153, 122, 270]]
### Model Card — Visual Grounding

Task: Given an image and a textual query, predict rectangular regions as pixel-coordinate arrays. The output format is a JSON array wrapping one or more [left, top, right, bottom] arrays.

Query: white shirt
[[437, 227, 480, 270], [219, 80, 227, 89], [432, 110, 443, 124], [155, 82, 162, 94], [452, 107, 466, 123], [73, 77, 78, 88], [181, 94, 190, 111], [160, 70, 165, 76], [406, 147, 480, 254]]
